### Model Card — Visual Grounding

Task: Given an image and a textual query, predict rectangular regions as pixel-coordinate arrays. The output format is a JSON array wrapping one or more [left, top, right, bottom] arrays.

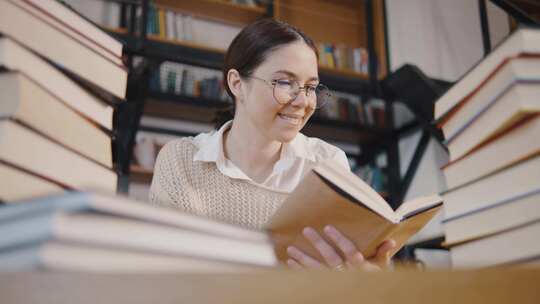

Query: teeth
[[279, 114, 302, 125]]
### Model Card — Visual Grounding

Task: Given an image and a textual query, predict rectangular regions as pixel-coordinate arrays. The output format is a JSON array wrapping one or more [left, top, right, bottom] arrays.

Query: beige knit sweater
[[149, 138, 289, 230]]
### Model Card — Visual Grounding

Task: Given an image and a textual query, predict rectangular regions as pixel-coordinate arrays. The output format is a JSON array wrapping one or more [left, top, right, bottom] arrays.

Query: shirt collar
[[192, 120, 317, 178], [192, 120, 231, 163]]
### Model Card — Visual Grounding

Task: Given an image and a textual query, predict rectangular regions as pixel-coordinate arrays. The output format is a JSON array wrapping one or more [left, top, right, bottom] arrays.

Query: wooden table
[[1, 268, 539, 304]]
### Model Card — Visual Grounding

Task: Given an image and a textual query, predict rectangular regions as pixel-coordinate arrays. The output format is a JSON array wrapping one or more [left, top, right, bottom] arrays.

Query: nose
[[290, 88, 312, 108]]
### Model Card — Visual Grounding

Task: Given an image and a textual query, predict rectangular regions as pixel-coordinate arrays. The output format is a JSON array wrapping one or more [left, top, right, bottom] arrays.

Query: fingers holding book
[[286, 225, 396, 271]]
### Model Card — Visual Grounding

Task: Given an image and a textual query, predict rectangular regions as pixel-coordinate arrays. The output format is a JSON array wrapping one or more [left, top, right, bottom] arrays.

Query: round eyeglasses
[[248, 76, 331, 109]]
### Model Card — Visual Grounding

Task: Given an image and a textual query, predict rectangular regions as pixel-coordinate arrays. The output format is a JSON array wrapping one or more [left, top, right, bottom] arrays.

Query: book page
[[314, 161, 396, 221], [387, 206, 443, 257], [395, 195, 443, 220]]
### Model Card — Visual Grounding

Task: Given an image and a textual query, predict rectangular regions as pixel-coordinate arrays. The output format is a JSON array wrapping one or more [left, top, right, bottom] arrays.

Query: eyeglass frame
[[245, 75, 331, 109]]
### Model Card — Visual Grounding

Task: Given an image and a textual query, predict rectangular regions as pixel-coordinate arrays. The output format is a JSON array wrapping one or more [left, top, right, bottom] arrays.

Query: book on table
[[267, 160, 443, 262], [0, 192, 276, 272], [0, 241, 262, 273]]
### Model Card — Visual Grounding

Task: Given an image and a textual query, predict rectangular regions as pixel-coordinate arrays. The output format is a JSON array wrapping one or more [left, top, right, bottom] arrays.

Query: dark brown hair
[[215, 18, 318, 128]]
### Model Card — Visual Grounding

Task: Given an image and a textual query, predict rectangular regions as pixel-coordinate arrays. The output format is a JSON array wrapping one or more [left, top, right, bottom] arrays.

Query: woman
[[150, 19, 395, 271]]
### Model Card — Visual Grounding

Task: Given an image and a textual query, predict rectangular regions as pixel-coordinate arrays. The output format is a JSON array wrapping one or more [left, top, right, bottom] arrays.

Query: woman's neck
[[223, 119, 282, 183]]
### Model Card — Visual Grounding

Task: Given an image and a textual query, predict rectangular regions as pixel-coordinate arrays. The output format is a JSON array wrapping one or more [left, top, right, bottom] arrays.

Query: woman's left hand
[[286, 225, 396, 271]]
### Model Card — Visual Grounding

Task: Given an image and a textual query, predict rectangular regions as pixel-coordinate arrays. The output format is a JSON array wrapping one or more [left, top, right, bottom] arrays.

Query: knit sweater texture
[[149, 138, 289, 229]]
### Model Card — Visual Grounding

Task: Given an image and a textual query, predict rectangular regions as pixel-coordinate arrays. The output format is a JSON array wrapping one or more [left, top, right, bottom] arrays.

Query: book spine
[[165, 10, 176, 40], [158, 8, 166, 39]]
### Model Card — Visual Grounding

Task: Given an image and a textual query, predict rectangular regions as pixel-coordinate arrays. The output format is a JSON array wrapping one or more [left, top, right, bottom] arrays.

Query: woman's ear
[[227, 69, 243, 102]]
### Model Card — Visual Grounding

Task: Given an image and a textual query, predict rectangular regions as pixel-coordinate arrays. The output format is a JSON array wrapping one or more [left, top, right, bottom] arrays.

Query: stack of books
[[434, 28, 540, 268], [0, 192, 276, 273], [0, 0, 128, 202]]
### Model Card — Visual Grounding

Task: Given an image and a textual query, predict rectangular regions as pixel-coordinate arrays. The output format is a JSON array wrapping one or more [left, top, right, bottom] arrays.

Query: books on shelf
[[314, 94, 385, 128], [267, 160, 442, 262], [0, 192, 276, 272], [132, 119, 211, 173], [317, 42, 370, 74], [136, 3, 241, 50], [150, 61, 230, 102], [0, 0, 127, 99], [315, 91, 362, 122], [435, 27, 540, 269], [353, 164, 388, 194]]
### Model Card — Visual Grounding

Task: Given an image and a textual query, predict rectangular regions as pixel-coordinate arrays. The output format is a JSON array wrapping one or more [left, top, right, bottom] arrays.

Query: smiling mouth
[[278, 113, 303, 125]]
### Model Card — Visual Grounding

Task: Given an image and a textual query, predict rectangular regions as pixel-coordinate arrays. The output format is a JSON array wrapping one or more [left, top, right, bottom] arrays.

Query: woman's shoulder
[[295, 133, 349, 168], [296, 133, 340, 157], [156, 137, 198, 162]]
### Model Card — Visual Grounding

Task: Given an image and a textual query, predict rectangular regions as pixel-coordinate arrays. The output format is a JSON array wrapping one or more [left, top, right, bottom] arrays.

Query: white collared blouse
[[192, 120, 350, 193]]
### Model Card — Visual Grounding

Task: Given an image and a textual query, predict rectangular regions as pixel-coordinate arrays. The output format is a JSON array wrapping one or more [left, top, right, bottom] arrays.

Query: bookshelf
[[140, 91, 387, 142], [274, 0, 388, 79], [129, 164, 153, 184], [102, 0, 400, 206], [155, 0, 267, 26]]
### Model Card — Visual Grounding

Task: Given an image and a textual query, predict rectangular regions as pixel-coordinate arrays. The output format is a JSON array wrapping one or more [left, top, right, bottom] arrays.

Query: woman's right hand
[[286, 226, 396, 271]]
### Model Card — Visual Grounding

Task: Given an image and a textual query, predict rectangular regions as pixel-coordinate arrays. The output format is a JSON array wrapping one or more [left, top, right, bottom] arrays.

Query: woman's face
[[239, 41, 319, 143]]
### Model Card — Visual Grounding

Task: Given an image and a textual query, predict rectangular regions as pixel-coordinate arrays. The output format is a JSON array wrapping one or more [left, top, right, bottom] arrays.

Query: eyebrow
[[272, 70, 319, 82]]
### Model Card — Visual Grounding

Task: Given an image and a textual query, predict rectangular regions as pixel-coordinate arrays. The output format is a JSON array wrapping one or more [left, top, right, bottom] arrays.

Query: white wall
[[386, 0, 509, 81], [385, 0, 510, 242]]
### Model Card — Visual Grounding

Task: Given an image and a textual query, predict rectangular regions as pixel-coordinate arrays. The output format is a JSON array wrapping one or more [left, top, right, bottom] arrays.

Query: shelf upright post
[[489, 0, 539, 26], [119, 1, 128, 29], [138, 0, 150, 51], [365, 0, 379, 96], [116, 0, 152, 193], [116, 61, 152, 193], [264, 0, 274, 18], [479, 0, 492, 57]]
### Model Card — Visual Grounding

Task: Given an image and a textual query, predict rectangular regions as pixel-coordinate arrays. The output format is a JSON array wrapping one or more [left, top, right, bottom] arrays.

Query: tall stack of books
[[0, 0, 128, 202], [434, 28, 540, 268]]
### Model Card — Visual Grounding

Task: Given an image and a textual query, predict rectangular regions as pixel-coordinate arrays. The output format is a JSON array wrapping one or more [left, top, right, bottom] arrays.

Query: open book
[[266, 161, 443, 262]]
